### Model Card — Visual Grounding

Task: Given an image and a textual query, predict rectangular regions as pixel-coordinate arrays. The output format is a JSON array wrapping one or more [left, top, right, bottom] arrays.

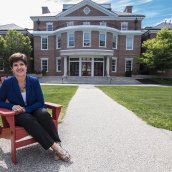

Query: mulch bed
[[136, 79, 159, 84]]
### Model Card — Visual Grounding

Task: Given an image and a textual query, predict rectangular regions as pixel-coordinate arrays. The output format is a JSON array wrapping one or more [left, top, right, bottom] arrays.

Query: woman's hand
[[12, 105, 25, 114]]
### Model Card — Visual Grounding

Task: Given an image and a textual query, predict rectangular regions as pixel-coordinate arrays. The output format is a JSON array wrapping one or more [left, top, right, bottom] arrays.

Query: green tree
[[0, 36, 6, 71], [4, 30, 32, 72], [139, 28, 172, 73]]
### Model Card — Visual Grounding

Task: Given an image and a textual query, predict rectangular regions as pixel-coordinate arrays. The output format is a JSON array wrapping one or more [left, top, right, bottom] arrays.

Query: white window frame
[[56, 57, 61, 72], [100, 21, 106, 26], [99, 32, 106, 47], [41, 58, 48, 72], [125, 58, 133, 72], [67, 21, 74, 26], [46, 22, 53, 31], [0, 57, 4, 71], [121, 22, 128, 30], [83, 32, 91, 47], [68, 32, 75, 48], [83, 22, 90, 25], [111, 57, 117, 72], [41, 36, 48, 50], [112, 34, 118, 49], [126, 36, 134, 50], [56, 34, 61, 49]]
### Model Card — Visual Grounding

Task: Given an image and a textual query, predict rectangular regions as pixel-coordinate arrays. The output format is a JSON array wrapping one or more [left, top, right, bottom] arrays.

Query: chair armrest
[[44, 102, 62, 121], [45, 102, 62, 109], [0, 108, 15, 129], [0, 108, 15, 117]]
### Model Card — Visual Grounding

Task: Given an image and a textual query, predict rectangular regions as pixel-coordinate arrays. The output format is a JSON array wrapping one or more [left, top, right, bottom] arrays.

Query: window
[[68, 33, 75, 47], [0, 57, 4, 71], [99, 32, 106, 47], [111, 57, 117, 72], [100, 21, 106, 26], [125, 58, 133, 71], [83, 22, 90, 25], [46, 23, 53, 31], [56, 57, 61, 72], [126, 36, 133, 50], [56, 35, 61, 49], [83, 32, 91, 47], [41, 37, 48, 50], [121, 22, 128, 30], [67, 21, 74, 26], [41, 58, 48, 72], [112, 34, 117, 49]]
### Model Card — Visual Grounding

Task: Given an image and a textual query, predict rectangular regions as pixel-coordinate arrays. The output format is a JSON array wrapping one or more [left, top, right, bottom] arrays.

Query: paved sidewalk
[[1, 85, 172, 171]]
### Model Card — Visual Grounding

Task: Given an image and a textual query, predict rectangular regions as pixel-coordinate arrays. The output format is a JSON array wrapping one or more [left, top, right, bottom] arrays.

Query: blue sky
[[0, 0, 171, 29]]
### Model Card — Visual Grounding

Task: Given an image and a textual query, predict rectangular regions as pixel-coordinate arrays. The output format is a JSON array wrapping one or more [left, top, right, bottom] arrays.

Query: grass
[[41, 85, 78, 122], [97, 86, 172, 131], [0, 85, 78, 126]]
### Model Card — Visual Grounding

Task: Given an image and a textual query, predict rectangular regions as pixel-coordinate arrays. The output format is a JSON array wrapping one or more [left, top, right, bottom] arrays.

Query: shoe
[[54, 148, 71, 162]]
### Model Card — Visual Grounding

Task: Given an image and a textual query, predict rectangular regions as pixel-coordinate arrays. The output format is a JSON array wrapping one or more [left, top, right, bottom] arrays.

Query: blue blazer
[[0, 75, 44, 113]]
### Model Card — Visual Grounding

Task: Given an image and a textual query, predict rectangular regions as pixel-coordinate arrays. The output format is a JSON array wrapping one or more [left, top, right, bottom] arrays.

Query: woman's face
[[12, 60, 27, 77]]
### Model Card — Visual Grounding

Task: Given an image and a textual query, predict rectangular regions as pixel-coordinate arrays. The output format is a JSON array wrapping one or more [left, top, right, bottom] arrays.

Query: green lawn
[[0, 85, 78, 126], [97, 86, 172, 131], [41, 85, 78, 122]]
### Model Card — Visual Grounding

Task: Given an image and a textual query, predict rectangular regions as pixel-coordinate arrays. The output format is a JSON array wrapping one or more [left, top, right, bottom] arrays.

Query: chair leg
[[11, 136, 17, 164]]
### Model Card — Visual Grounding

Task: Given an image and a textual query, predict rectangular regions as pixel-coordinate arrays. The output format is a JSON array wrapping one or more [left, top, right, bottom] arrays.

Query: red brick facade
[[30, 0, 145, 77]]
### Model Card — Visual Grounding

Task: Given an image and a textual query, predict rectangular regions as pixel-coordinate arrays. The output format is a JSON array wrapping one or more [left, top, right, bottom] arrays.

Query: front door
[[82, 62, 91, 76]]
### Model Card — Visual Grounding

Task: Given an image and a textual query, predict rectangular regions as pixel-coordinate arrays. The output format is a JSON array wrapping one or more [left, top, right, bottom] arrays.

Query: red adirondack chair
[[0, 102, 62, 164]]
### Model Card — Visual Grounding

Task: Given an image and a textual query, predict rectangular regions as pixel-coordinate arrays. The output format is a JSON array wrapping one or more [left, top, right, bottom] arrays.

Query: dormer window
[[67, 21, 74, 26], [121, 22, 128, 30], [83, 22, 90, 25], [100, 21, 106, 26], [46, 22, 53, 31]]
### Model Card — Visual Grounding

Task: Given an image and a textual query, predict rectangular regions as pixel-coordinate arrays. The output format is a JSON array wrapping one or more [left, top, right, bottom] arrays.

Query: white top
[[21, 92, 27, 105]]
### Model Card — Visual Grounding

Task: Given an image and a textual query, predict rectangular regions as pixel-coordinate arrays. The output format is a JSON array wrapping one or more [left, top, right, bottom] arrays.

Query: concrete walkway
[[1, 85, 172, 171]]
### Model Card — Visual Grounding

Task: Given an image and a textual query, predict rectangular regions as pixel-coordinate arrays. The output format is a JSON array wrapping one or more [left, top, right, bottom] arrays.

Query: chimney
[[42, 6, 50, 14], [124, 6, 133, 13]]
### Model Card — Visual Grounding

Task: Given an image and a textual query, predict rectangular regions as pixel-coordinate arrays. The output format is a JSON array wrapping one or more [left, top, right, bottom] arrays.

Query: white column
[[106, 57, 110, 77], [91, 58, 94, 77], [79, 57, 82, 77], [63, 56, 67, 77]]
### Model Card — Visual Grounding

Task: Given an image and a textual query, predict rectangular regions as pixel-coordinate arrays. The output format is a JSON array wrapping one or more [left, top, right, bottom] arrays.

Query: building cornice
[[30, 16, 144, 22], [60, 49, 114, 56], [32, 25, 143, 36]]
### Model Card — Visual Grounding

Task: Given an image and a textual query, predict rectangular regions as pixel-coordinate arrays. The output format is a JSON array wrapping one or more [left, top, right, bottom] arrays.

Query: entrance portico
[[60, 49, 113, 77]]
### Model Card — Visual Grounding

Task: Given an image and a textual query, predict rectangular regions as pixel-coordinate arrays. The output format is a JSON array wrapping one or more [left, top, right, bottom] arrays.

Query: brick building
[[30, 0, 145, 77]]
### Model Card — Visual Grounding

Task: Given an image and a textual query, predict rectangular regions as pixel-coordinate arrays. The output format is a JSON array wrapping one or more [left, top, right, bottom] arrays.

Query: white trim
[[57, 0, 118, 18], [60, 49, 113, 56], [32, 25, 143, 36], [41, 58, 48, 72], [56, 57, 61, 72], [31, 16, 145, 22], [126, 35, 134, 50], [41, 36, 48, 50]]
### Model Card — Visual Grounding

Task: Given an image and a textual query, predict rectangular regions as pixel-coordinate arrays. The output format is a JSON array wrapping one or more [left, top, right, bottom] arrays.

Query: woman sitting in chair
[[0, 52, 71, 162]]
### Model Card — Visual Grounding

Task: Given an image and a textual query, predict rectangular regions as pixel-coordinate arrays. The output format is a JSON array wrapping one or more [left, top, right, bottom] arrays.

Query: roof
[[153, 22, 172, 29], [0, 23, 24, 30]]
